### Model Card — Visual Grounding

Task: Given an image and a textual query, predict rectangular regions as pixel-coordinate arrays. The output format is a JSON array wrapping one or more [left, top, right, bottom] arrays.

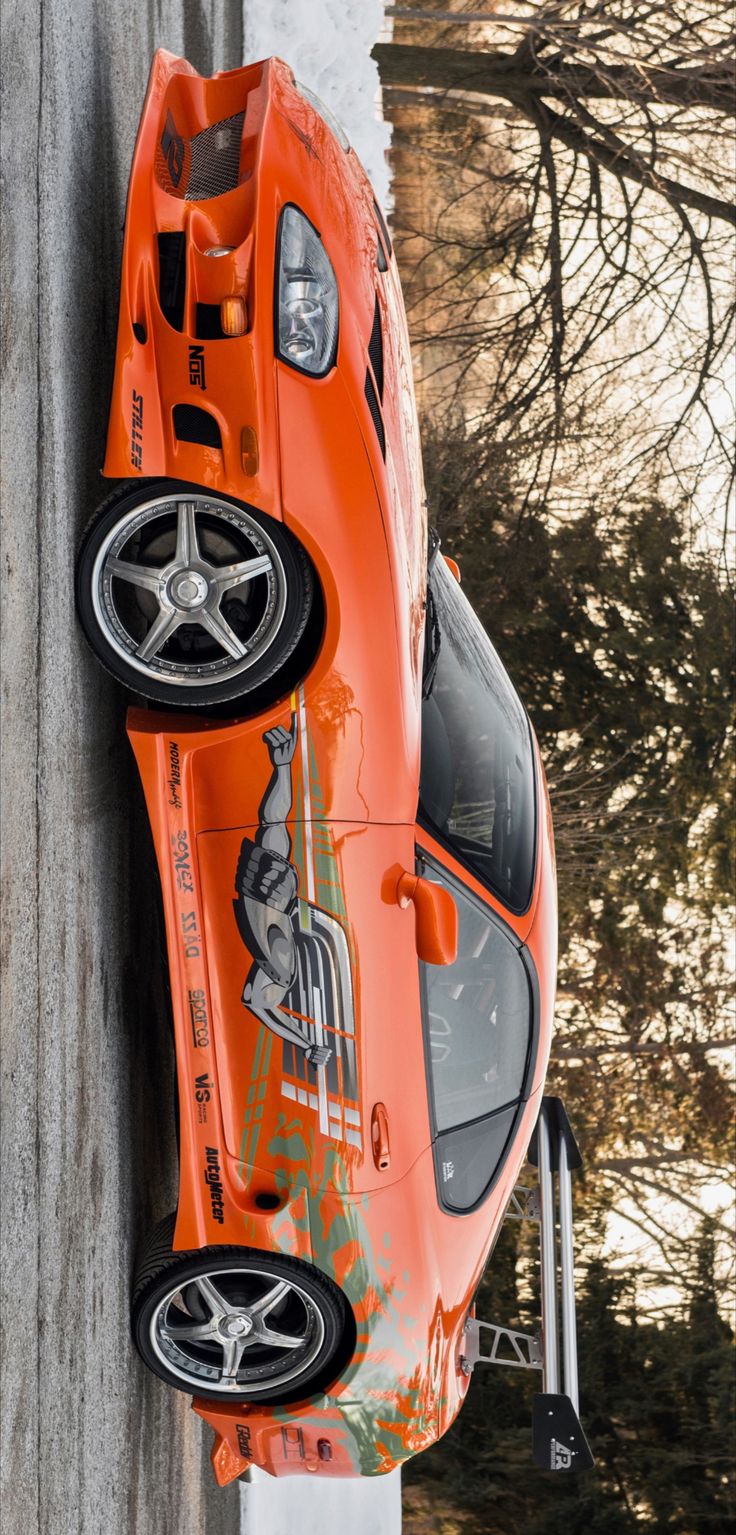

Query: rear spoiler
[[460, 1097, 594, 1473]]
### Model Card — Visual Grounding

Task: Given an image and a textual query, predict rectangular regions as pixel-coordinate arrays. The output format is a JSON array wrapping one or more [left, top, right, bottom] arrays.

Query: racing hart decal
[[232, 693, 362, 1152]]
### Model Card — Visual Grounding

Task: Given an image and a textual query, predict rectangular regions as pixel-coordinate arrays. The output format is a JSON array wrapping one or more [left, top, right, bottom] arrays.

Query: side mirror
[[397, 872, 458, 965]]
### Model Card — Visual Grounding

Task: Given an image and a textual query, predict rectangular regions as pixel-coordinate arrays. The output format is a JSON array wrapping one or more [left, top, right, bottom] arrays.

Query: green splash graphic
[[238, 1025, 272, 1185], [264, 1131, 436, 1474]]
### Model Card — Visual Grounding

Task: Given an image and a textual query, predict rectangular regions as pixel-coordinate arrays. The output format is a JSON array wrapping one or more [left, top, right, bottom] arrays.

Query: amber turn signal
[[240, 426, 259, 476], [220, 295, 247, 336]]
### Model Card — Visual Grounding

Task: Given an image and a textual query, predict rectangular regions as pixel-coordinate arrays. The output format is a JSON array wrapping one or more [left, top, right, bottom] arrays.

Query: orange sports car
[[76, 50, 592, 1487]]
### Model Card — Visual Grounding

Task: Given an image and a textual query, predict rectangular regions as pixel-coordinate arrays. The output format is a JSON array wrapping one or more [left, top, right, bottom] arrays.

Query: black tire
[[131, 1213, 353, 1405], [75, 479, 316, 708]]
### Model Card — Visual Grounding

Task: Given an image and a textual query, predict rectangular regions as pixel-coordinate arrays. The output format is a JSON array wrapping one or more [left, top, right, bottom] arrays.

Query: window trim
[[416, 849, 541, 1217]]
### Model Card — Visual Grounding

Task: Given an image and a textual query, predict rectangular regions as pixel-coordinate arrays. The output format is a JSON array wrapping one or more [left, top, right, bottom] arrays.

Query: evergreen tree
[[405, 1225, 735, 1533]]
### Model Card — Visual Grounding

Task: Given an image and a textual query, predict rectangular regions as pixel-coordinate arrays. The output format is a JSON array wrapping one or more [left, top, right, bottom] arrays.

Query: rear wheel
[[75, 480, 315, 707], [131, 1215, 351, 1404]]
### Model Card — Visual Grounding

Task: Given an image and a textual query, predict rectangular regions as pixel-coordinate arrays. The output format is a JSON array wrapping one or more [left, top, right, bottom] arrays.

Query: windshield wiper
[[423, 528, 442, 697], [423, 579, 442, 698]]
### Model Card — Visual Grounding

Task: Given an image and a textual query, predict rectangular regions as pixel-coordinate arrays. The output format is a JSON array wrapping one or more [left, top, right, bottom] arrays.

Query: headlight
[[293, 81, 350, 153], [276, 206, 339, 376]]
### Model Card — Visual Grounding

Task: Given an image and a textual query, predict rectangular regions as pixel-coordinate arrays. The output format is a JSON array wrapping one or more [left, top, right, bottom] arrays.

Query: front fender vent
[[173, 404, 222, 449], [373, 198, 393, 260], [368, 296, 384, 402], [364, 370, 385, 459]]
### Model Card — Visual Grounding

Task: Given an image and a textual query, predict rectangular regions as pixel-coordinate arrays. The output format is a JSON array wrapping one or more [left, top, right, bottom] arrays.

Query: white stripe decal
[[298, 687, 315, 905], [312, 985, 331, 1137]]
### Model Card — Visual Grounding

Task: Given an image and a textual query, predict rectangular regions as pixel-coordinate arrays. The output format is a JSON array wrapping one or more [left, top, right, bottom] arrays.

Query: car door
[[195, 712, 436, 1196]]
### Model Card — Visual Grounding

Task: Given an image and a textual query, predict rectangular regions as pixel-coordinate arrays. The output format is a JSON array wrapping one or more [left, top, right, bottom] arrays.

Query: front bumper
[[103, 50, 377, 513]]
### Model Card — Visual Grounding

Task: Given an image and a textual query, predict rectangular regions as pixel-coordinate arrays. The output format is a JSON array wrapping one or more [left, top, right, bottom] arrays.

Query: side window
[[419, 858, 535, 1213]]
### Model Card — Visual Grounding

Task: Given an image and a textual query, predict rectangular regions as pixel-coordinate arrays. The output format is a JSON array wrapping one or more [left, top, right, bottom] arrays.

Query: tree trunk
[[555, 1037, 734, 1060], [373, 42, 736, 115]]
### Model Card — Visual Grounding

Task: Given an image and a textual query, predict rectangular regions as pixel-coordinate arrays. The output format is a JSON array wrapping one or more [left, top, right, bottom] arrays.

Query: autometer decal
[[233, 690, 362, 1151]]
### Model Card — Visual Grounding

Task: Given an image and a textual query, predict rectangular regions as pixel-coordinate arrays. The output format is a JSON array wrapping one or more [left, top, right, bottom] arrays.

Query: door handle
[[371, 1102, 391, 1171]]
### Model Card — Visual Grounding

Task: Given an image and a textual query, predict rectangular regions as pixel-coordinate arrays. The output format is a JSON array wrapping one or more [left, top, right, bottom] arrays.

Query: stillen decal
[[233, 693, 362, 1151], [130, 389, 143, 469]]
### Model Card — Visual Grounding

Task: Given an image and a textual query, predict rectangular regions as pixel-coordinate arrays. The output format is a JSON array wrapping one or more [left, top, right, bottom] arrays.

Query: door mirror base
[[397, 872, 458, 965]]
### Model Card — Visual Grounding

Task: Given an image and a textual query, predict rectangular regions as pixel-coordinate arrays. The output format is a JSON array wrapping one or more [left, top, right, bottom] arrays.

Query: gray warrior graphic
[[233, 715, 334, 1068]]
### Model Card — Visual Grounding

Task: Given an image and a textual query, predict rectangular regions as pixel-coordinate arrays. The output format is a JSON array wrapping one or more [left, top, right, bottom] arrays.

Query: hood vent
[[186, 111, 245, 201]]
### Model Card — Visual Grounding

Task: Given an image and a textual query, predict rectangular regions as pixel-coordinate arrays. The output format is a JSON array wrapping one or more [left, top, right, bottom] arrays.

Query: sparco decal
[[180, 909, 201, 958], [194, 1071, 212, 1123], [167, 741, 182, 809], [130, 389, 143, 469], [160, 111, 184, 186], [188, 344, 206, 390], [236, 1424, 252, 1459], [188, 988, 209, 1049], [204, 1146, 225, 1224], [171, 828, 193, 894]]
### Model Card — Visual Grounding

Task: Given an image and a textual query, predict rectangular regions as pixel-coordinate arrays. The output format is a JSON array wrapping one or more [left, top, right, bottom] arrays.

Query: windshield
[[420, 556, 537, 913]]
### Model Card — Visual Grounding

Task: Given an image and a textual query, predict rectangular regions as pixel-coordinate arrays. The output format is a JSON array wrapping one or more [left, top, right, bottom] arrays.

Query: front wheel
[[131, 1215, 352, 1404], [75, 480, 316, 707]]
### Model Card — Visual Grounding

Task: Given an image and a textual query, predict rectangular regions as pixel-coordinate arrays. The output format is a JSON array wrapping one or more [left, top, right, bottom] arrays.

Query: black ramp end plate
[[533, 1393, 595, 1472]]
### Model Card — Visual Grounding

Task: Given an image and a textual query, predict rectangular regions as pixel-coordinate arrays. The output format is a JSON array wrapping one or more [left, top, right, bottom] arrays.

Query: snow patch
[[243, 0, 393, 208]]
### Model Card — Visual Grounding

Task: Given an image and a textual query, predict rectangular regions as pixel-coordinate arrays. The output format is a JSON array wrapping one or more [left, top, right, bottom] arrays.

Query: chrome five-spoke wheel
[[76, 481, 315, 706], [151, 1268, 325, 1397], [131, 1219, 352, 1404]]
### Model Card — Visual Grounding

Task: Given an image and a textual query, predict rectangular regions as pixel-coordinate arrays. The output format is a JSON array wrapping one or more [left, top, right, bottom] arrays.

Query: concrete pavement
[[0, 4, 404, 1531], [1, 4, 244, 1532]]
